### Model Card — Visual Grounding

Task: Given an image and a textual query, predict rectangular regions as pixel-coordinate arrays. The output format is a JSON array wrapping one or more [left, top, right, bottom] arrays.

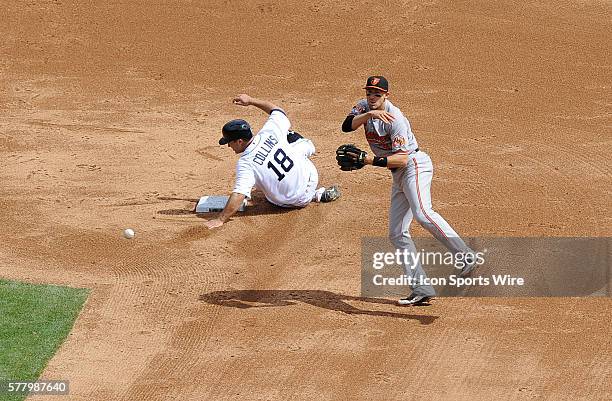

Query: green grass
[[0, 279, 89, 401]]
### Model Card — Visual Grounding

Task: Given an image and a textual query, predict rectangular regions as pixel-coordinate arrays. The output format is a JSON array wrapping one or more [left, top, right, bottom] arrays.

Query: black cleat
[[397, 294, 433, 306]]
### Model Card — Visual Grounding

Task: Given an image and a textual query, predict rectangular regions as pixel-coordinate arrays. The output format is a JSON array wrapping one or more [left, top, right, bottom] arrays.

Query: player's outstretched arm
[[232, 94, 282, 115], [343, 110, 395, 132], [204, 192, 247, 229]]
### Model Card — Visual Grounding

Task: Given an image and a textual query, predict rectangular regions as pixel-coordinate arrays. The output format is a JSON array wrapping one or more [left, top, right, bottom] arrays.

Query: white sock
[[314, 187, 326, 202]]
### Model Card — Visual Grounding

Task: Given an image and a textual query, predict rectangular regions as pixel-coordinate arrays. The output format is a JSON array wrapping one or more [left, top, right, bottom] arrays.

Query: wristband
[[373, 156, 388, 167]]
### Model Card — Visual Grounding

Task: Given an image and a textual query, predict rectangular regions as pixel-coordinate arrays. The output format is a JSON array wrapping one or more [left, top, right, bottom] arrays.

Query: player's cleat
[[320, 185, 341, 203], [397, 294, 433, 306], [459, 256, 478, 278]]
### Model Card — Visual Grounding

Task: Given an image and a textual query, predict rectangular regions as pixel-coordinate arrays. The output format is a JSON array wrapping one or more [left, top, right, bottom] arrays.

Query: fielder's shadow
[[199, 290, 438, 325]]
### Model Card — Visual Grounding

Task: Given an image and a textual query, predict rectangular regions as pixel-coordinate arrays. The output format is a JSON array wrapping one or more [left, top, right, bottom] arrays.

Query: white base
[[194, 195, 247, 213]]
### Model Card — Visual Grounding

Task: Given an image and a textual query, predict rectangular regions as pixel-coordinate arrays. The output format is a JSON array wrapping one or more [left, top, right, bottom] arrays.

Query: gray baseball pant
[[389, 151, 472, 297]]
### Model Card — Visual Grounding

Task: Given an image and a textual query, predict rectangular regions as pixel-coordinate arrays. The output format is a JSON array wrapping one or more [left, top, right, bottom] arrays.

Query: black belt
[[411, 147, 420, 154]]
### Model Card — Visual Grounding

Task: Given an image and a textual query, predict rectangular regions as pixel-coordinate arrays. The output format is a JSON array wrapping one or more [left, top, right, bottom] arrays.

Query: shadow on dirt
[[157, 192, 302, 218], [199, 289, 438, 325]]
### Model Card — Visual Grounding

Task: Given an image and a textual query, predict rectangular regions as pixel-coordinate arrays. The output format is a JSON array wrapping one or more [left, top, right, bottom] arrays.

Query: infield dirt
[[1, 1, 610, 400]]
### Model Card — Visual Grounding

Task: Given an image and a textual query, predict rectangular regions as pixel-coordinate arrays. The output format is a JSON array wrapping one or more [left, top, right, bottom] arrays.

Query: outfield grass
[[0, 279, 89, 401]]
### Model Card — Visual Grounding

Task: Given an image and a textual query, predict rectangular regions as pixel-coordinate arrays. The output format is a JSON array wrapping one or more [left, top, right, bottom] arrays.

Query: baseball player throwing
[[204, 94, 340, 229], [338, 76, 476, 305]]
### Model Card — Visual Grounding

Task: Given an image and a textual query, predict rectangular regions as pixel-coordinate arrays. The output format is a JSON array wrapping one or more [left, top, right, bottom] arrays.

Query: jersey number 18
[[267, 148, 294, 181]]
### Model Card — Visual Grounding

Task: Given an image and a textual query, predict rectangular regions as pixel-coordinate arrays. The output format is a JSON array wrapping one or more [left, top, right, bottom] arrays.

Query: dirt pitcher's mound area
[[1, 1, 610, 400]]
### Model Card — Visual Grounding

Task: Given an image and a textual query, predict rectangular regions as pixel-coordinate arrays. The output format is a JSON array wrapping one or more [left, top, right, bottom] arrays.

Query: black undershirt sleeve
[[341, 115, 355, 132]]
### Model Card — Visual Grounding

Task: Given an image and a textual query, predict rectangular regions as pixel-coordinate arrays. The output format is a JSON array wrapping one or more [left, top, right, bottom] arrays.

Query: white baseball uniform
[[233, 109, 323, 207], [348, 99, 473, 297]]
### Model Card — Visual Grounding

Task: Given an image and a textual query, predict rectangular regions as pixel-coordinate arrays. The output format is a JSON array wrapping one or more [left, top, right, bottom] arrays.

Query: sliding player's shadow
[[157, 192, 298, 218], [199, 290, 438, 325]]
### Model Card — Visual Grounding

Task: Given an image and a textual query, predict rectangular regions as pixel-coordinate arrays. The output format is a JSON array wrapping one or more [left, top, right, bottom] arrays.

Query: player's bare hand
[[232, 94, 252, 106], [204, 218, 224, 229], [368, 110, 395, 123]]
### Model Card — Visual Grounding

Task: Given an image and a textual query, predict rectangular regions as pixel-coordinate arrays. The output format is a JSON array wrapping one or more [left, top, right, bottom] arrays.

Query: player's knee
[[413, 210, 431, 226]]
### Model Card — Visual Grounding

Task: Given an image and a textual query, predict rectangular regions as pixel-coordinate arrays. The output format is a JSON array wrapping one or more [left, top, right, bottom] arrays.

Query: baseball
[[123, 228, 135, 239]]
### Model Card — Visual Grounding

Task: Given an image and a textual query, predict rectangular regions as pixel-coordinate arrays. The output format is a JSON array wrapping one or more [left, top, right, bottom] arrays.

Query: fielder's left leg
[[389, 180, 436, 299]]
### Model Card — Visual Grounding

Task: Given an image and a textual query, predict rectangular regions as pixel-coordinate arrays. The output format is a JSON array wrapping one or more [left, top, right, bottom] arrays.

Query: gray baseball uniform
[[348, 99, 473, 297]]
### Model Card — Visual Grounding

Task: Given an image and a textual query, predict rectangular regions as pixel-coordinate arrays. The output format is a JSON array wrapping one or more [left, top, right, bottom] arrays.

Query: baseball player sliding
[[204, 94, 340, 229], [338, 76, 477, 306]]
